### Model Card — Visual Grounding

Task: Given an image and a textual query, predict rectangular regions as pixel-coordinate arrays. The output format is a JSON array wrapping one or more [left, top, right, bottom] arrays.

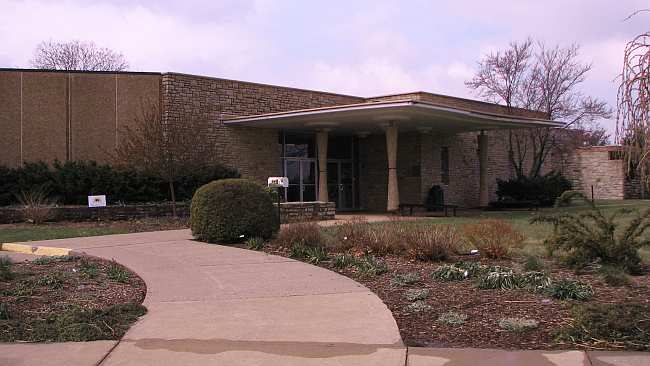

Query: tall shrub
[[0, 160, 238, 206], [190, 179, 279, 243]]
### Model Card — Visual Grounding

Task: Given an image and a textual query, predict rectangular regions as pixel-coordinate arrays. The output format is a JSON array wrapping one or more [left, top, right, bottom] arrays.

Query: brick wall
[[279, 202, 336, 223], [0, 203, 189, 224], [160, 73, 363, 184], [0, 202, 335, 224], [358, 132, 422, 211], [561, 147, 640, 200], [358, 129, 520, 210], [0, 69, 161, 167]]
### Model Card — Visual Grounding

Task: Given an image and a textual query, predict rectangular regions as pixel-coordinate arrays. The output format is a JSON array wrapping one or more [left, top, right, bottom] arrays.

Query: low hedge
[[190, 179, 279, 243], [0, 160, 239, 206], [495, 171, 572, 207]]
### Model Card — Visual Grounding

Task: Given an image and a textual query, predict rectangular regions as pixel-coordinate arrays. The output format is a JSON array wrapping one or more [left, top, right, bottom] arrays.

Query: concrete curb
[[0, 242, 74, 256]]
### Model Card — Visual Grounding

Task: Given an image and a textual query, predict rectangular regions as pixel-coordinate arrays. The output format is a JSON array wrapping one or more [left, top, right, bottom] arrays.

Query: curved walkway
[[1, 230, 405, 366], [2, 230, 649, 366]]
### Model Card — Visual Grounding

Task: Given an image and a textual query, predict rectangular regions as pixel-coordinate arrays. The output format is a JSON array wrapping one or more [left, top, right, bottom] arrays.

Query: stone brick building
[[560, 146, 641, 200], [0, 68, 634, 211]]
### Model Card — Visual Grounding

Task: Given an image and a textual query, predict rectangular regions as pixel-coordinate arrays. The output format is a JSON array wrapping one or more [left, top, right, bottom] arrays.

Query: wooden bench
[[399, 203, 458, 217]]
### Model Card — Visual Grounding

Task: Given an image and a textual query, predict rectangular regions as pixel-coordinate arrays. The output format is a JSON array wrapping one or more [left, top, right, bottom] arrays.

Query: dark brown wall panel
[[0, 72, 22, 167], [22, 72, 67, 164], [70, 74, 116, 162], [116, 74, 160, 145]]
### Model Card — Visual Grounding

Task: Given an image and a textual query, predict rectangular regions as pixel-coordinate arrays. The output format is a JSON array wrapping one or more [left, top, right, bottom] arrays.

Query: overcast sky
[[1, 0, 647, 134]]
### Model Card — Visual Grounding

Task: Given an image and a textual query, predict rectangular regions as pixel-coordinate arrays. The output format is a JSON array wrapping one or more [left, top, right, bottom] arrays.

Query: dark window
[[283, 133, 315, 158], [609, 150, 623, 160], [440, 147, 450, 185], [328, 136, 353, 159], [410, 164, 421, 177]]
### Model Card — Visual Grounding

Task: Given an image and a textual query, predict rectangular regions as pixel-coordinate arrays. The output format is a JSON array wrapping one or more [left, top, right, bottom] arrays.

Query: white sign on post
[[88, 195, 107, 208], [267, 177, 289, 188]]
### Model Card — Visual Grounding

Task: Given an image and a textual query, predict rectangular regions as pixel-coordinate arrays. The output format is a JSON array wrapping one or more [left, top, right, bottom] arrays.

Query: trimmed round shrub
[[190, 179, 279, 243]]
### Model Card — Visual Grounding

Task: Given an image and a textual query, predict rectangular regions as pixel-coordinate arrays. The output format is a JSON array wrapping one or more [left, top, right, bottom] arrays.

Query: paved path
[[1, 229, 649, 366], [1, 230, 404, 365]]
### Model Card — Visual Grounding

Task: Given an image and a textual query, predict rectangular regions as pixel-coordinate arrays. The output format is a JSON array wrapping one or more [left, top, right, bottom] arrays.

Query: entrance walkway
[[1, 230, 404, 365], [1, 230, 648, 365]]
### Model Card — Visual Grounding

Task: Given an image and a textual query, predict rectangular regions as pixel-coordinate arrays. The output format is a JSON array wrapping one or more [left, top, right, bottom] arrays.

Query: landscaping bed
[[262, 245, 650, 350], [0, 255, 146, 342], [256, 216, 650, 351]]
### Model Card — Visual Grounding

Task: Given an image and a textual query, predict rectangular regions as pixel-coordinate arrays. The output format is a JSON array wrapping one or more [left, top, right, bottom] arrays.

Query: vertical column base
[[478, 131, 489, 207]]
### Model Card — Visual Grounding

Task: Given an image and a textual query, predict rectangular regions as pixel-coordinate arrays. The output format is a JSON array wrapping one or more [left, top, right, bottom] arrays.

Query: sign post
[[267, 177, 289, 224], [88, 195, 107, 221]]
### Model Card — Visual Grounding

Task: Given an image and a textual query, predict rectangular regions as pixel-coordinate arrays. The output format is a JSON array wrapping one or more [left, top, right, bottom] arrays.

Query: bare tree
[[113, 102, 223, 216], [466, 38, 533, 107], [616, 27, 650, 192], [30, 40, 128, 71], [467, 40, 611, 178]]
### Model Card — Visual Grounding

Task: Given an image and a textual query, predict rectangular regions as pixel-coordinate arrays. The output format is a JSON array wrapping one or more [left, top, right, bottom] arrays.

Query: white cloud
[[0, 0, 269, 75], [303, 59, 419, 96]]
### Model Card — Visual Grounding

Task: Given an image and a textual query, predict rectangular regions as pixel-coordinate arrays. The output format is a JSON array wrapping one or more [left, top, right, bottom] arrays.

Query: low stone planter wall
[[276, 201, 336, 223], [0, 202, 191, 224], [0, 201, 336, 224]]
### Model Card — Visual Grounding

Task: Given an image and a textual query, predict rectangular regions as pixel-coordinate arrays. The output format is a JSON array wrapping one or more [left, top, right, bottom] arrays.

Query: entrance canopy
[[224, 99, 564, 133], [225, 95, 564, 212]]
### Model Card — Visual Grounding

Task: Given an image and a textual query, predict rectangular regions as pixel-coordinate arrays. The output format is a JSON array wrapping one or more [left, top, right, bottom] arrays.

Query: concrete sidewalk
[[2, 230, 404, 365], [1, 229, 648, 365]]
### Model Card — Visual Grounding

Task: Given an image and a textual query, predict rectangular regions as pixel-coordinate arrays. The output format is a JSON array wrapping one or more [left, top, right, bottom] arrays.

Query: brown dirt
[[262, 245, 650, 350], [0, 256, 146, 341]]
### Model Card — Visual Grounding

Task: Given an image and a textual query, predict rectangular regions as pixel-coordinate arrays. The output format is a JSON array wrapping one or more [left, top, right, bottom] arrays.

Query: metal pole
[[277, 187, 282, 224]]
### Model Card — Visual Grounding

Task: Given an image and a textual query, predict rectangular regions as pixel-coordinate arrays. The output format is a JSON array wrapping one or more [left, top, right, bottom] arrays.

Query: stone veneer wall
[[0, 203, 190, 224], [562, 147, 641, 200], [278, 202, 336, 223], [161, 73, 363, 184], [0, 201, 335, 224]]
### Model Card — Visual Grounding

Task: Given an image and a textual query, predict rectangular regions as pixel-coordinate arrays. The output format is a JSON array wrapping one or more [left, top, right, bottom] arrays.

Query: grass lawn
[[0, 218, 188, 244], [384, 199, 650, 263], [0, 226, 129, 243]]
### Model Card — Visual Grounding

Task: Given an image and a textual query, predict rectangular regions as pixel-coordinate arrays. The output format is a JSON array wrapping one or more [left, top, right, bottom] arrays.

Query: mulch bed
[[263, 245, 650, 350], [0, 256, 146, 342]]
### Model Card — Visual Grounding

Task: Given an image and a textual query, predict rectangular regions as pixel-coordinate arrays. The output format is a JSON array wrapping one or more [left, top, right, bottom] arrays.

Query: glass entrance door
[[284, 159, 316, 202], [327, 160, 354, 210]]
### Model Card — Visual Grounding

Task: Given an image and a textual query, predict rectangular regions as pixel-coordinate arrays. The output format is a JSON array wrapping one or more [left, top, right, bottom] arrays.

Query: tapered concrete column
[[316, 130, 329, 202], [478, 131, 489, 207], [385, 123, 399, 212]]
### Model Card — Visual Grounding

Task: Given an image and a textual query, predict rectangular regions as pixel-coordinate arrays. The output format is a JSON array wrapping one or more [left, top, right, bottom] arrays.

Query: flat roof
[[0, 67, 162, 76], [1, 68, 550, 123], [224, 99, 563, 134]]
